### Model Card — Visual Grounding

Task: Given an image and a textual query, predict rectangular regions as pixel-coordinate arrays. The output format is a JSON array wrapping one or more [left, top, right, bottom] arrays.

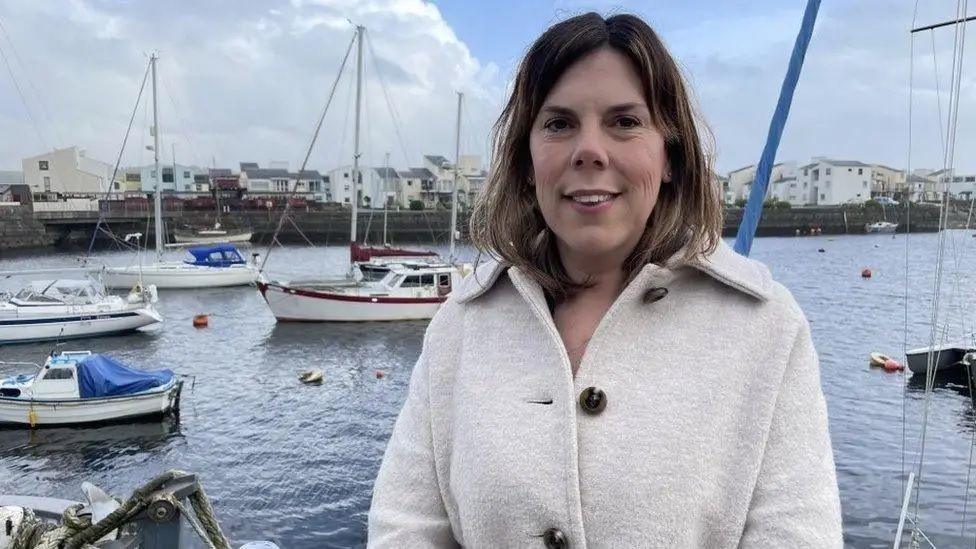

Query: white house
[[725, 162, 796, 205], [133, 162, 207, 194], [929, 168, 976, 199], [23, 146, 121, 197], [798, 158, 872, 205], [397, 167, 435, 208], [240, 162, 327, 201]]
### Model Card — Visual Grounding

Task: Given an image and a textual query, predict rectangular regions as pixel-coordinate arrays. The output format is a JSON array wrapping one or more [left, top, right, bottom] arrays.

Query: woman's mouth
[[563, 191, 621, 212]]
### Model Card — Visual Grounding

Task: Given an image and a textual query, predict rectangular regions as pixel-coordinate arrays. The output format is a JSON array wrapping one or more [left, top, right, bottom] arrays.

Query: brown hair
[[469, 12, 722, 298]]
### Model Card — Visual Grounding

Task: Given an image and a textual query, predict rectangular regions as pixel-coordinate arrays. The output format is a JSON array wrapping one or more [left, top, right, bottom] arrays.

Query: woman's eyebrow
[[539, 105, 575, 117], [606, 102, 649, 114]]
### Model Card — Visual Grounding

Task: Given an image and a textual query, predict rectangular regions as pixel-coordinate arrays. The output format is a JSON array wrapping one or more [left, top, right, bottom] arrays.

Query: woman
[[369, 12, 841, 548]]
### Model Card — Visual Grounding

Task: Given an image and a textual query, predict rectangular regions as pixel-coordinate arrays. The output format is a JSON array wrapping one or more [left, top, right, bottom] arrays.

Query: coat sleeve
[[367, 335, 459, 548], [739, 319, 843, 548]]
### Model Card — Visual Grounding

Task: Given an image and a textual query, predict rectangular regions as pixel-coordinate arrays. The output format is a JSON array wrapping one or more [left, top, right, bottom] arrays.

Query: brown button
[[578, 387, 606, 414], [543, 528, 567, 549], [643, 286, 669, 304]]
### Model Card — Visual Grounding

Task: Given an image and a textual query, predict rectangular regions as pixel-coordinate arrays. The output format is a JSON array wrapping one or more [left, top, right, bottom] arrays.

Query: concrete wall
[[0, 205, 55, 254]]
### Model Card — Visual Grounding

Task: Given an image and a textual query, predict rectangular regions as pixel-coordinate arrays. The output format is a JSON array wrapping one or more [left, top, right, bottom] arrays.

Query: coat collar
[[454, 240, 773, 304]]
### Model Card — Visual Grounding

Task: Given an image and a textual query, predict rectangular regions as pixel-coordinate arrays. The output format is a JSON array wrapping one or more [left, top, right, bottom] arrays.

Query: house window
[[43, 176, 51, 191], [820, 193, 826, 200], [966, 176, 976, 182], [858, 168, 863, 175], [408, 181, 413, 186], [812, 169, 819, 181], [825, 168, 831, 175], [38, 160, 49, 170], [184, 171, 191, 178], [344, 172, 349, 178], [184, 185, 190, 190]]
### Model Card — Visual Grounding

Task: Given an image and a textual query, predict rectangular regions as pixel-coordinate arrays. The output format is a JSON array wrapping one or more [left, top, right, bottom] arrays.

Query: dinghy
[[0, 351, 182, 427]]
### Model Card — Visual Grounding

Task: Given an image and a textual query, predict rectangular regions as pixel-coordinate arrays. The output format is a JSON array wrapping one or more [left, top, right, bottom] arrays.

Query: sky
[[0, 0, 973, 176]]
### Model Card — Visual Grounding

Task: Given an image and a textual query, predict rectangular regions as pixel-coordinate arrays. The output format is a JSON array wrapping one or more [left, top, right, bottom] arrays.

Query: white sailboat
[[257, 26, 470, 322], [0, 277, 161, 344], [94, 54, 258, 289]]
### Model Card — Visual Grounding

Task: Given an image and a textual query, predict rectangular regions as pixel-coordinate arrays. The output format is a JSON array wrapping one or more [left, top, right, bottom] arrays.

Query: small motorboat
[[905, 342, 975, 375], [865, 221, 898, 234], [0, 278, 161, 344], [0, 351, 182, 427]]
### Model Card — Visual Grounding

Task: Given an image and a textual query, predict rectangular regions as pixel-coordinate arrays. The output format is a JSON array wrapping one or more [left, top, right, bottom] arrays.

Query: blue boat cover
[[184, 244, 245, 267], [77, 354, 174, 398]]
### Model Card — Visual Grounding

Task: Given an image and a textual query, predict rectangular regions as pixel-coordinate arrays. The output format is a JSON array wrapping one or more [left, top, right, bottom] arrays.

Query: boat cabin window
[[437, 274, 450, 288], [401, 275, 422, 288], [421, 274, 434, 286], [209, 251, 225, 262], [44, 368, 74, 380], [388, 274, 405, 287]]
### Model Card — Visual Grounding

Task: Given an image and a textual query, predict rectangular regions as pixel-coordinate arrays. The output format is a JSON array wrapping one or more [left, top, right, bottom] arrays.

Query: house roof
[[244, 168, 289, 179], [289, 170, 322, 180], [824, 159, 871, 167], [424, 155, 451, 168], [209, 168, 233, 177], [399, 168, 436, 179], [374, 167, 400, 179], [240, 162, 259, 171]]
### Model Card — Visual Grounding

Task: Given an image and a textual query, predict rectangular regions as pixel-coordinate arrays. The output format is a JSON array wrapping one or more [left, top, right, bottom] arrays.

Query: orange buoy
[[861, 268, 872, 278], [375, 370, 386, 379], [883, 358, 904, 372], [192, 314, 209, 328]]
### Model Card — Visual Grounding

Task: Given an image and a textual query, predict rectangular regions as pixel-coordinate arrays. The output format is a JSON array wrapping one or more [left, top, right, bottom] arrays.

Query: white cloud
[[0, 0, 502, 174]]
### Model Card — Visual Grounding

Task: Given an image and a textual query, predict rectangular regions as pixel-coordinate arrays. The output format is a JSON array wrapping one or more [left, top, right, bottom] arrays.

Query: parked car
[[875, 196, 899, 205]]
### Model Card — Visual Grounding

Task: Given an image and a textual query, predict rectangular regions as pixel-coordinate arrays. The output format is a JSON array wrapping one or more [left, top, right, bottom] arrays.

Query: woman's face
[[528, 47, 670, 266]]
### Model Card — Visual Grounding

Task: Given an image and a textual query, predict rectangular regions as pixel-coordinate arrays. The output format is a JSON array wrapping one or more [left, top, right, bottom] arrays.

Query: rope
[[258, 30, 357, 273], [6, 470, 231, 549], [911, 0, 968, 530]]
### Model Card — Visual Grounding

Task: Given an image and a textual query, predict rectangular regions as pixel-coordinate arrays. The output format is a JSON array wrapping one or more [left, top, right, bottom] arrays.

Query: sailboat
[[93, 54, 259, 290], [171, 168, 252, 245], [257, 25, 470, 322]]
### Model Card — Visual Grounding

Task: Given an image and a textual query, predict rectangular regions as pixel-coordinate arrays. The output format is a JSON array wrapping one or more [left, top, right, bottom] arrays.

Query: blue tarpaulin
[[77, 354, 174, 398], [184, 244, 245, 267]]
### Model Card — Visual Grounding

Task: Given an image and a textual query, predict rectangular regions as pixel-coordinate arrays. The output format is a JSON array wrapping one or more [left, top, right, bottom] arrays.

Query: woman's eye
[[543, 118, 570, 132], [616, 116, 641, 128]]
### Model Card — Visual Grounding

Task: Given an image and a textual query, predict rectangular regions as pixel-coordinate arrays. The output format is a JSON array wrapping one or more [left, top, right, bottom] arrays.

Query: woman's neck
[[557, 245, 629, 300]]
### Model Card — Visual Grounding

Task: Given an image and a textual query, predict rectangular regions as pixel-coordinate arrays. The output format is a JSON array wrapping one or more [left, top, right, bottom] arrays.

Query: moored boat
[[97, 244, 258, 289], [0, 351, 181, 427], [0, 279, 161, 344]]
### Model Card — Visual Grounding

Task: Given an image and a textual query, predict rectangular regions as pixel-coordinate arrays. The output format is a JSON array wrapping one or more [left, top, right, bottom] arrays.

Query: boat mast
[[383, 151, 390, 246], [449, 91, 462, 262], [150, 53, 163, 261], [212, 155, 221, 229], [350, 25, 364, 257]]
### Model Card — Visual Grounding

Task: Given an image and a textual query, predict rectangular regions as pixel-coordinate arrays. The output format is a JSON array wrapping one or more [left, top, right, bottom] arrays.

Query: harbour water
[[3, 233, 976, 547]]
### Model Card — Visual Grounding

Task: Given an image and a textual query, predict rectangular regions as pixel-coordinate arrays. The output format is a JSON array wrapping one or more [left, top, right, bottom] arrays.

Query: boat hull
[[0, 380, 181, 427], [257, 281, 444, 322], [0, 307, 162, 344], [905, 343, 972, 374], [172, 231, 252, 245], [97, 264, 257, 289]]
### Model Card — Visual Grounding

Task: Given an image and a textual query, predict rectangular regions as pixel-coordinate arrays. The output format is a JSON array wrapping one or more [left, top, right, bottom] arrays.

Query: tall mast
[[350, 25, 364, 256], [383, 150, 390, 245], [449, 91, 462, 262], [212, 155, 221, 227], [151, 53, 163, 261]]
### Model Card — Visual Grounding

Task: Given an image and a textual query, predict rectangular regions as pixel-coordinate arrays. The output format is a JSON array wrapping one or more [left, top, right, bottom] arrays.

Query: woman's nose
[[571, 125, 609, 170]]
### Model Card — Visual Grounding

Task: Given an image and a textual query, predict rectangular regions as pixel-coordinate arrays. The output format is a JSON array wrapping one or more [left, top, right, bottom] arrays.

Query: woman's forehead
[[542, 48, 647, 109]]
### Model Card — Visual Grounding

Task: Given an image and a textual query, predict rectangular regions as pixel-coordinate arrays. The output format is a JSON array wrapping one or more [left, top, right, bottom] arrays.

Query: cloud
[[0, 0, 502, 174]]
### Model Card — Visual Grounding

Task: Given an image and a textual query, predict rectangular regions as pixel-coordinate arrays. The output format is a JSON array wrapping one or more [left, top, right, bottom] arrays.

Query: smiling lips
[[563, 189, 621, 210]]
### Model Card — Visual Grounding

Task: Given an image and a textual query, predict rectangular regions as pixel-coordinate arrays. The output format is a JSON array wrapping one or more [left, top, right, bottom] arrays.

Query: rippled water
[[3, 233, 976, 548]]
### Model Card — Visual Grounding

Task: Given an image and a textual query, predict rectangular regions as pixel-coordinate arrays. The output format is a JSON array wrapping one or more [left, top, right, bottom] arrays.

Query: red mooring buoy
[[193, 314, 209, 328], [375, 370, 386, 379], [861, 268, 872, 278], [883, 358, 904, 372]]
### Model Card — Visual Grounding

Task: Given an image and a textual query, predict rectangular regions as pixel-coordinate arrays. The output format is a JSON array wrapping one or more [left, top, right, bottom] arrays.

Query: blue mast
[[733, 0, 822, 256]]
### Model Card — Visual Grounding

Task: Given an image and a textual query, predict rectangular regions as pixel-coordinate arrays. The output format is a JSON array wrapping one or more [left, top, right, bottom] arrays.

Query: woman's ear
[[662, 161, 673, 183]]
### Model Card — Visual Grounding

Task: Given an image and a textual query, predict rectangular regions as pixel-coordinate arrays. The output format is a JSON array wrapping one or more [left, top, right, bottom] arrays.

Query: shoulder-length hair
[[469, 12, 722, 298]]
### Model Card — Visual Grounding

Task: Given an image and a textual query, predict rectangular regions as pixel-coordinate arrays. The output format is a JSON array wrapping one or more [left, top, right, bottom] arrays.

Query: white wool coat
[[368, 241, 842, 548]]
